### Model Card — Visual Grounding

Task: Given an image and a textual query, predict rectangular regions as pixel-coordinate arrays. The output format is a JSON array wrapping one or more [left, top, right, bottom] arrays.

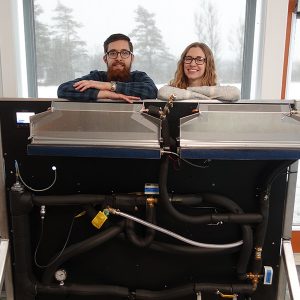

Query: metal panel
[[28, 102, 161, 158], [179, 100, 300, 159]]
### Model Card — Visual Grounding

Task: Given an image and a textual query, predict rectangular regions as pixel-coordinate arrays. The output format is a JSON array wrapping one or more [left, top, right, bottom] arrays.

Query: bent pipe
[[36, 282, 254, 299], [33, 193, 147, 208], [37, 283, 128, 297], [159, 155, 257, 224], [9, 191, 37, 299], [194, 282, 255, 295], [252, 160, 295, 274], [126, 205, 156, 247], [200, 193, 253, 278], [42, 221, 124, 284], [159, 156, 253, 277], [32, 193, 259, 224]]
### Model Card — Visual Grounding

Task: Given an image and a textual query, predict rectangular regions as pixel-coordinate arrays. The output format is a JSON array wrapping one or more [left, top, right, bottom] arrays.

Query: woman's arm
[[187, 85, 240, 101], [158, 85, 210, 100]]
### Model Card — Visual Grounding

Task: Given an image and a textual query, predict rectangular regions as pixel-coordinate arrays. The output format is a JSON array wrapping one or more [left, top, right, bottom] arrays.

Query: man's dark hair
[[103, 33, 133, 53]]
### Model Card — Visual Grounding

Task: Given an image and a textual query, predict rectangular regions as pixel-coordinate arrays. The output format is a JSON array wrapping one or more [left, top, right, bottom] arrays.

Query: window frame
[[23, 0, 257, 99]]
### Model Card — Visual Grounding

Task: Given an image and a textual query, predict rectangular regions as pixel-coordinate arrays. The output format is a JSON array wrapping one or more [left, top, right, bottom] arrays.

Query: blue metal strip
[[27, 145, 161, 159], [180, 148, 300, 160]]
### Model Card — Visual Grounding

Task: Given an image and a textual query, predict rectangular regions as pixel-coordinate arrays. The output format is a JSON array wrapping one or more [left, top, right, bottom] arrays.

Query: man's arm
[[114, 71, 158, 100], [57, 71, 106, 101]]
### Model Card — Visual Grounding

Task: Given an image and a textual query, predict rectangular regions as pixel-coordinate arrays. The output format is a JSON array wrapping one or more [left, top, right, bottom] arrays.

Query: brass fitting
[[146, 197, 158, 208], [247, 272, 263, 289], [254, 247, 262, 260], [107, 207, 118, 214]]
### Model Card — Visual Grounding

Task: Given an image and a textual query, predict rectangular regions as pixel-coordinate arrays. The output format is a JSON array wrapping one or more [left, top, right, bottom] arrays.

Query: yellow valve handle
[[91, 211, 107, 229], [217, 291, 238, 298]]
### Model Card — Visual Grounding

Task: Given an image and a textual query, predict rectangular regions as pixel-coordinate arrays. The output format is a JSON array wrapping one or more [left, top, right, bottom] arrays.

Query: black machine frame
[[0, 98, 299, 300]]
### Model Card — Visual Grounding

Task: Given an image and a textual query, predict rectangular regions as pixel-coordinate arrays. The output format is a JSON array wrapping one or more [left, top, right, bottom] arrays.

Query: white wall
[[0, 0, 23, 97]]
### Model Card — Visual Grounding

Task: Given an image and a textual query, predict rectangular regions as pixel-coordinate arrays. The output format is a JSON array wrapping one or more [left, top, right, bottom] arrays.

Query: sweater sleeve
[[114, 71, 158, 100], [157, 85, 210, 100], [57, 71, 105, 101], [187, 85, 241, 101]]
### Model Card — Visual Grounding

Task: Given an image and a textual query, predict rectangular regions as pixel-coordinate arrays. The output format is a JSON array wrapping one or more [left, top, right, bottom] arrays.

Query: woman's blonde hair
[[170, 42, 217, 88]]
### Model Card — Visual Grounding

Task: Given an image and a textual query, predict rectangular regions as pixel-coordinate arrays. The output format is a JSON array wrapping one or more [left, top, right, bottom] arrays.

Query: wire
[[108, 208, 243, 249], [161, 150, 210, 169], [15, 160, 57, 192], [34, 215, 75, 268]]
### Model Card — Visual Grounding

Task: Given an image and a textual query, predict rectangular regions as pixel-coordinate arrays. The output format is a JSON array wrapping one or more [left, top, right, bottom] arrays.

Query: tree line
[[36, 1, 286, 86]]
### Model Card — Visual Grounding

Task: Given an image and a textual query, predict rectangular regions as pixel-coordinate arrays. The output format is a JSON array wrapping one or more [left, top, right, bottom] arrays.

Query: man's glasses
[[184, 56, 206, 65], [106, 50, 132, 59]]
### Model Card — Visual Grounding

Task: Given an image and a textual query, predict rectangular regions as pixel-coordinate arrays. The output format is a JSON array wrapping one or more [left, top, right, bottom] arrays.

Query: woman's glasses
[[184, 56, 206, 65]]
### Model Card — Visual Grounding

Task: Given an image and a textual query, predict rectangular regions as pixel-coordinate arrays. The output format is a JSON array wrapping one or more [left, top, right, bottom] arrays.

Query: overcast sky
[[35, 0, 246, 58]]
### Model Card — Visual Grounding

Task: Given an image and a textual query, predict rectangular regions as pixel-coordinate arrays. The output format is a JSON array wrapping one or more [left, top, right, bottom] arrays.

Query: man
[[57, 33, 157, 103]]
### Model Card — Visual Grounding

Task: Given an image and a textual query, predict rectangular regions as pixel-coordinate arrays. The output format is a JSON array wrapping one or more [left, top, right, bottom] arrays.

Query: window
[[25, 0, 252, 98], [287, 9, 300, 228]]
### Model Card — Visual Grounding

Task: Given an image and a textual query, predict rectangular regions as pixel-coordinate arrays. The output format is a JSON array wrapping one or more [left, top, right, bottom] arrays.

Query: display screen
[[16, 112, 35, 124]]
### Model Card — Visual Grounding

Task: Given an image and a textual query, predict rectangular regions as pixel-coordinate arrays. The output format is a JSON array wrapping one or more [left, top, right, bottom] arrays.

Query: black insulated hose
[[125, 204, 156, 247], [41, 221, 124, 284]]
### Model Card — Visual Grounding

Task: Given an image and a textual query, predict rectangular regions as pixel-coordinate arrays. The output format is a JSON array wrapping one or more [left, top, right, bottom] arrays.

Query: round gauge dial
[[54, 269, 67, 282]]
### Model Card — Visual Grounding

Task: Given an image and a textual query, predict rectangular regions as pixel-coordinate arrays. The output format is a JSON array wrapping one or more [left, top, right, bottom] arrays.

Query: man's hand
[[98, 90, 140, 104], [73, 80, 111, 92]]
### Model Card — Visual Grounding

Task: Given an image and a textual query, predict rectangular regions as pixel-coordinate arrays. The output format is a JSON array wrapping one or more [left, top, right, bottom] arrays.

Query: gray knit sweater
[[157, 85, 240, 101]]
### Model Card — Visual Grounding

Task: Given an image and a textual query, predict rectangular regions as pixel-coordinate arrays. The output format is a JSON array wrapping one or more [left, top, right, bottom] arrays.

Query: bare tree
[[194, 0, 221, 64], [228, 17, 245, 81]]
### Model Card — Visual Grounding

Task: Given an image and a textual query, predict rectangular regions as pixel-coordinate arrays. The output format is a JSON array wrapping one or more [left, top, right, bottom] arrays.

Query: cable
[[108, 208, 243, 249], [161, 150, 210, 169], [15, 160, 57, 192], [34, 215, 75, 268]]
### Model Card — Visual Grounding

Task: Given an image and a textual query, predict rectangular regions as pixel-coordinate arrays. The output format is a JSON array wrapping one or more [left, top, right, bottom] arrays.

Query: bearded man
[[57, 33, 157, 103]]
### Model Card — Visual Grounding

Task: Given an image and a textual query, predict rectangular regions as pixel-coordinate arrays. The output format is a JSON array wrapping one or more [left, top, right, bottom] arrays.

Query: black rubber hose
[[33, 193, 147, 208], [159, 156, 253, 279], [33, 194, 106, 205], [9, 191, 37, 299], [41, 221, 124, 284], [126, 205, 156, 247], [36, 283, 128, 297], [36, 281, 254, 299], [136, 284, 193, 299], [252, 160, 295, 274], [194, 282, 254, 294], [159, 155, 249, 224], [201, 193, 253, 278], [159, 155, 256, 224], [159, 157, 253, 277]]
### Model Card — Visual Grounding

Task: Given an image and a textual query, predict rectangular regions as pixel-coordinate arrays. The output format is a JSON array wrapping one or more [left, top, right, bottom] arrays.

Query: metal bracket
[[0, 239, 9, 293], [282, 239, 300, 300]]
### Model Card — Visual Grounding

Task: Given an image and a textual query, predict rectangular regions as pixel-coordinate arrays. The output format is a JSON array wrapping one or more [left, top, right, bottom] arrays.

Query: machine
[[0, 98, 299, 300]]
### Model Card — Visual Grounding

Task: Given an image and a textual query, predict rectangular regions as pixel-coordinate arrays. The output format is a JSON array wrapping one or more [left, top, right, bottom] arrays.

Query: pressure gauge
[[54, 269, 67, 285]]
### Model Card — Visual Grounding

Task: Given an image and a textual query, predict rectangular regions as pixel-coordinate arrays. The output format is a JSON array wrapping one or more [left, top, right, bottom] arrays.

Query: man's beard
[[107, 62, 131, 82]]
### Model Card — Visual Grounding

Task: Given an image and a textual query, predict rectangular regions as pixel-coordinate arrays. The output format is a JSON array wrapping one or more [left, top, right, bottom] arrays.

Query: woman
[[158, 42, 240, 101]]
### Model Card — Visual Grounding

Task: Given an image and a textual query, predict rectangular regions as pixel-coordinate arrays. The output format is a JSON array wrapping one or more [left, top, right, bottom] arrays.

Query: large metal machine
[[0, 98, 300, 300]]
